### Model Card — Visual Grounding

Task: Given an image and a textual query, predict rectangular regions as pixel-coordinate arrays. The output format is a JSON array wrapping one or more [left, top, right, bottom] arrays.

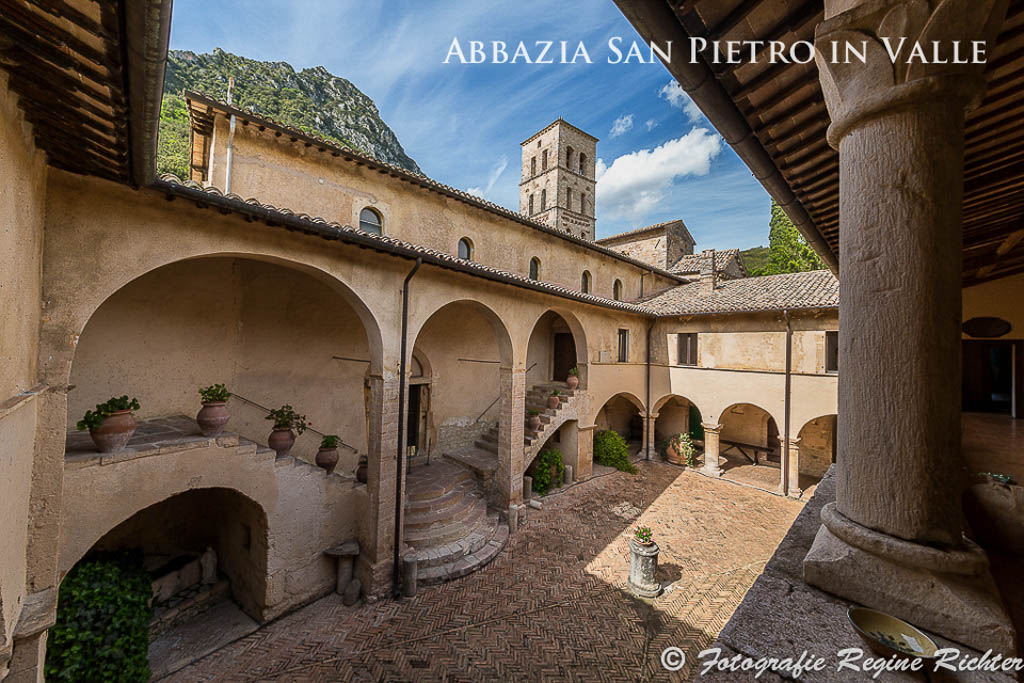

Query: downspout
[[394, 257, 422, 596], [783, 310, 792, 496], [224, 77, 237, 194], [645, 318, 655, 461]]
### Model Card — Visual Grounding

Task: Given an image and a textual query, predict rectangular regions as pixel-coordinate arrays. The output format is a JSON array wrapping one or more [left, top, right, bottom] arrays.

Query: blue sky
[[168, 0, 772, 249]]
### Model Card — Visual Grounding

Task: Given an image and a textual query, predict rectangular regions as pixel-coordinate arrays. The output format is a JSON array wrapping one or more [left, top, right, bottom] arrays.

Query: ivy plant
[[531, 448, 565, 496]]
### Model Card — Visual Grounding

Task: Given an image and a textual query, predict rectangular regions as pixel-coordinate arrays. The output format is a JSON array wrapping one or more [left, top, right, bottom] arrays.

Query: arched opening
[[578, 153, 587, 175], [457, 237, 474, 261], [525, 310, 587, 389], [68, 257, 379, 471], [541, 188, 547, 210], [566, 187, 573, 210], [529, 194, 535, 215], [526, 420, 578, 496], [566, 145, 574, 169], [359, 207, 383, 235], [530, 257, 541, 280], [595, 393, 645, 458], [613, 279, 623, 301], [718, 403, 781, 489], [581, 270, 592, 293], [653, 395, 703, 465], [796, 414, 837, 495], [54, 488, 268, 678]]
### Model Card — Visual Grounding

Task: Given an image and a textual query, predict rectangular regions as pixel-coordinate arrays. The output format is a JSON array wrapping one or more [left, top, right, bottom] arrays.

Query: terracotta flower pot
[[316, 447, 339, 473], [196, 401, 230, 437], [527, 414, 541, 431], [90, 409, 137, 453], [664, 442, 683, 466], [566, 375, 579, 391], [356, 459, 368, 483], [268, 427, 296, 458], [547, 395, 560, 409]]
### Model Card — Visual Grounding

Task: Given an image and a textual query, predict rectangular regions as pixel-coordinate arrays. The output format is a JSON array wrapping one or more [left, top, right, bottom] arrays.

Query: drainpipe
[[645, 318, 655, 460], [782, 310, 792, 495], [224, 76, 237, 194], [394, 257, 422, 596]]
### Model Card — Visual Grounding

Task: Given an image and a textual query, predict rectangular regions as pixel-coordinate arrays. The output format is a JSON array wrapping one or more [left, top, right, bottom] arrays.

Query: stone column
[[8, 632, 46, 683], [804, 0, 1015, 654], [784, 437, 801, 499], [643, 411, 658, 460], [700, 422, 723, 476], [358, 372, 401, 599], [496, 364, 526, 508]]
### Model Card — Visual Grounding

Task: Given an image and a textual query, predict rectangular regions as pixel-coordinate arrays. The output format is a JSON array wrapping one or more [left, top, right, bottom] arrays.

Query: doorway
[[963, 340, 1016, 415], [553, 332, 575, 381]]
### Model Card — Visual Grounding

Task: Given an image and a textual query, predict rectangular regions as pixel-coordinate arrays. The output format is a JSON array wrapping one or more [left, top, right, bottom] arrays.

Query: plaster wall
[[696, 331, 828, 374], [203, 116, 674, 300], [962, 272, 1024, 338], [720, 404, 774, 448], [654, 397, 692, 440], [0, 72, 47, 656], [798, 416, 836, 478]]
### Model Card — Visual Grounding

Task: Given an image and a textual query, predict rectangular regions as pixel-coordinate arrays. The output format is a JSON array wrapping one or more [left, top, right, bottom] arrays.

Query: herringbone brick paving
[[167, 462, 802, 682]]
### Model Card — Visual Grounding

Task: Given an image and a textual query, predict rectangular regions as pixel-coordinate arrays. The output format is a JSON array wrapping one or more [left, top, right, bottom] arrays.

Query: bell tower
[[519, 119, 597, 240]]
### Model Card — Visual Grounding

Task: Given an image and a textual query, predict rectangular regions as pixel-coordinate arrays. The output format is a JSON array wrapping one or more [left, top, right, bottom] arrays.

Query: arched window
[[530, 156, 536, 176], [458, 237, 473, 261], [542, 149, 548, 170], [566, 187, 572, 210], [528, 194, 535, 215], [566, 146, 574, 168], [613, 279, 623, 301], [540, 189, 547, 210], [581, 270, 592, 293], [580, 192, 586, 213], [578, 153, 586, 175], [529, 257, 541, 280], [359, 207, 383, 235]]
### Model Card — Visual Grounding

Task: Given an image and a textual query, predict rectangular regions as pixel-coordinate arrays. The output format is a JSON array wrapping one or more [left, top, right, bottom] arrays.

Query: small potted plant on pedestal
[[628, 525, 662, 598], [566, 366, 580, 391], [547, 389, 560, 409], [356, 454, 368, 483], [265, 405, 308, 458], [527, 409, 542, 431], [76, 395, 141, 453], [317, 435, 341, 473], [196, 383, 231, 437]]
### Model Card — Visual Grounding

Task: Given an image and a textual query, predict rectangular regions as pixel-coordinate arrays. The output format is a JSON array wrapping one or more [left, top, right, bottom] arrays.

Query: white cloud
[[645, 119, 658, 131], [596, 128, 722, 221], [609, 113, 634, 138], [466, 154, 508, 199], [659, 81, 703, 123]]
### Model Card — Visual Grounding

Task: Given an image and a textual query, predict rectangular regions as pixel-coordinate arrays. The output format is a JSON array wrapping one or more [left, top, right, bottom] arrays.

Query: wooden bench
[[720, 439, 776, 466]]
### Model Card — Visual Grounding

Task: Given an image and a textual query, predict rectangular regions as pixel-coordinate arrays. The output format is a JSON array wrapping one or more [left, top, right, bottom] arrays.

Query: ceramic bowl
[[847, 607, 938, 660]]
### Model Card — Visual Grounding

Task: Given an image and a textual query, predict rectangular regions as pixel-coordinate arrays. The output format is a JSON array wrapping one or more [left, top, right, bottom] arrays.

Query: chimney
[[700, 249, 717, 294]]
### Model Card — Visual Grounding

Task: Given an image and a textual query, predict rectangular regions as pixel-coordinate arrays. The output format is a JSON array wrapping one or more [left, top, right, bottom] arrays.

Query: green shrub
[[531, 448, 565, 495], [46, 552, 153, 682], [593, 430, 638, 474]]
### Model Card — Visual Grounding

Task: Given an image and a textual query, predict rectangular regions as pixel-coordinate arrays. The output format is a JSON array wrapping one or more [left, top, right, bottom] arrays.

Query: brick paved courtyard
[[167, 462, 803, 682]]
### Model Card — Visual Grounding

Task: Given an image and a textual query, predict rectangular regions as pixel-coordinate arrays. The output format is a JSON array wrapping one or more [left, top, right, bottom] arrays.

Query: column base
[[804, 521, 1017, 656], [701, 464, 723, 477]]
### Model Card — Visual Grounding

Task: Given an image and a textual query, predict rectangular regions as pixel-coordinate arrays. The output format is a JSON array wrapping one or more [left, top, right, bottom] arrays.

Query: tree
[[751, 200, 826, 275]]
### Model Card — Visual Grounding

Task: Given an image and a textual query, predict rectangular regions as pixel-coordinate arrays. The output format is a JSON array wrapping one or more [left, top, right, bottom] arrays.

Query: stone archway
[[595, 393, 645, 454], [652, 394, 703, 464], [525, 308, 588, 389], [795, 414, 837, 495], [717, 402, 782, 490]]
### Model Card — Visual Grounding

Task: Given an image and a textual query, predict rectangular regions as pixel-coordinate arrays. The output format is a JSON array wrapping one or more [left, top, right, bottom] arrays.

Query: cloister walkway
[[166, 462, 802, 681]]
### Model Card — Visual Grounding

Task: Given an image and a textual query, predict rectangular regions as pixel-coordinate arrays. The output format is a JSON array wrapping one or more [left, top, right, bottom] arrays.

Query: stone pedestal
[[627, 538, 662, 598], [700, 422, 723, 477], [563, 464, 574, 485], [401, 555, 417, 598], [802, 0, 1016, 655]]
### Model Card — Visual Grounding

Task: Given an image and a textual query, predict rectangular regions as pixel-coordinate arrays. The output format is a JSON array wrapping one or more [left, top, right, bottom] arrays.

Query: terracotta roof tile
[[670, 249, 744, 275], [641, 270, 839, 315]]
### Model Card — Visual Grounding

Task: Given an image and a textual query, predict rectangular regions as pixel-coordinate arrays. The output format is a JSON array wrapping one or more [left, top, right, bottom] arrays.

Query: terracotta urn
[[316, 447, 339, 473], [566, 375, 579, 391], [356, 457, 368, 484], [547, 395, 560, 410], [527, 414, 542, 431], [196, 401, 230, 437], [664, 442, 683, 466], [90, 410, 137, 453], [268, 427, 296, 458]]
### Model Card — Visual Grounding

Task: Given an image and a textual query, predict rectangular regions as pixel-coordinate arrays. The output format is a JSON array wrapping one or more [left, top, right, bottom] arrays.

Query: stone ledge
[[702, 467, 1018, 682]]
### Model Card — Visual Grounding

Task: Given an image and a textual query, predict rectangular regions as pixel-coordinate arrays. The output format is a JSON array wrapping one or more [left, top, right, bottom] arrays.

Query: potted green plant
[[662, 432, 696, 467], [76, 396, 140, 453], [317, 435, 341, 473], [196, 383, 231, 437], [566, 366, 580, 391], [634, 525, 653, 545], [527, 409, 541, 431], [356, 454, 368, 483], [547, 389, 560, 409], [265, 405, 308, 458]]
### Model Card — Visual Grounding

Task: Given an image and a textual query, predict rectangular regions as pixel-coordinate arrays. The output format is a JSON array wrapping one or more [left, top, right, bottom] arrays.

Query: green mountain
[[156, 48, 421, 179]]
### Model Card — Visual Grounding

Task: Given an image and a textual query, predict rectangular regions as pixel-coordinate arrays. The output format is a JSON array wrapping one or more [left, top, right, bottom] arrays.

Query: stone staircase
[[523, 381, 578, 457], [403, 460, 509, 585]]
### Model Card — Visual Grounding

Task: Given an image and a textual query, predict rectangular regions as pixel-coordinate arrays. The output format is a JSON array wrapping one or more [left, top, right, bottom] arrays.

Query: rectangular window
[[617, 329, 629, 363], [826, 331, 839, 373], [542, 149, 548, 170], [677, 333, 698, 366]]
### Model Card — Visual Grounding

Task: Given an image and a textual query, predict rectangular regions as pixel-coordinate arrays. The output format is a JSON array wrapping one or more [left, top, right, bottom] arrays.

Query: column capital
[[815, 0, 1008, 146], [700, 422, 722, 433]]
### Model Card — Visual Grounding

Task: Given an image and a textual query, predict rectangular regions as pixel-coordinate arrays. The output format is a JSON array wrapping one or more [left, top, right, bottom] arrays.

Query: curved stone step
[[404, 479, 478, 515], [404, 489, 484, 529], [409, 512, 500, 569], [404, 499, 487, 547], [406, 463, 474, 502], [417, 522, 510, 586]]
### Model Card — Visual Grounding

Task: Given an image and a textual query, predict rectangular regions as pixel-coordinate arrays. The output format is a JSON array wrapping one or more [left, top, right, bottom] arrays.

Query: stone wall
[[797, 416, 834, 479]]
